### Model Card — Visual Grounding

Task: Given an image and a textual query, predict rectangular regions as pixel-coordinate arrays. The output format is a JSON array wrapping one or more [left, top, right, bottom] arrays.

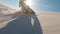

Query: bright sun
[[25, 0, 33, 7]]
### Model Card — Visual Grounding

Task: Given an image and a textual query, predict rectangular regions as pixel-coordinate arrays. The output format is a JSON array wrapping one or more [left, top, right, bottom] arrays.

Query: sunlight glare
[[25, 0, 33, 7]]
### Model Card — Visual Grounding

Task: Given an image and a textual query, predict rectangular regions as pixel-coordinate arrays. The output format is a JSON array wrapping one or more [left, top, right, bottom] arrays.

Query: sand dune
[[0, 14, 42, 34], [0, 11, 60, 34]]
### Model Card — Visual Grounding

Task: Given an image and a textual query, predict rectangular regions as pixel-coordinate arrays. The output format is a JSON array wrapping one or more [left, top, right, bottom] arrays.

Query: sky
[[0, 0, 60, 12]]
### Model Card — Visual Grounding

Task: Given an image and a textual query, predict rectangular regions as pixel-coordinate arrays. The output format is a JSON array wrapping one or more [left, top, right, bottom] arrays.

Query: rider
[[19, 0, 27, 14], [19, 0, 35, 14]]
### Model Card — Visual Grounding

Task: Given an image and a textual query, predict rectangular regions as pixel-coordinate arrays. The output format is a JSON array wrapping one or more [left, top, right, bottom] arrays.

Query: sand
[[36, 11, 60, 34]]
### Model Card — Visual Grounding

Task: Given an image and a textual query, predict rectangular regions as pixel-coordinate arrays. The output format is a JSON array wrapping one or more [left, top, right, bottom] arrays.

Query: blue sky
[[0, 0, 60, 12]]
